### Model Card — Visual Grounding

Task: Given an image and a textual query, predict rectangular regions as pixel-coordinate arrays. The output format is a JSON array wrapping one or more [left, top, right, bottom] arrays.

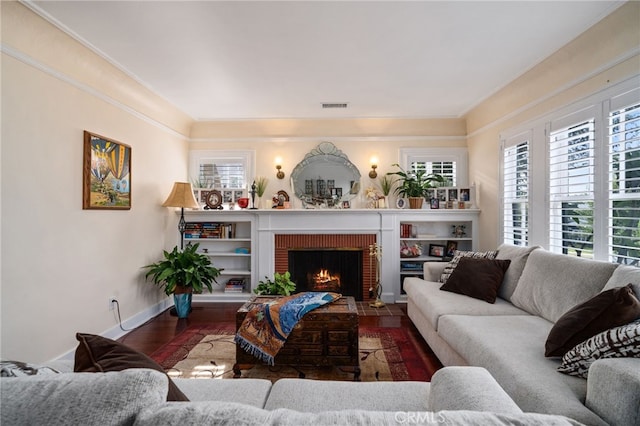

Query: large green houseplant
[[387, 164, 446, 209], [143, 243, 222, 318]]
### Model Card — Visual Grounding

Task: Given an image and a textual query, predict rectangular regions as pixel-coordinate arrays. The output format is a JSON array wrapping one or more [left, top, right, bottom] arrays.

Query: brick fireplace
[[274, 234, 376, 301]]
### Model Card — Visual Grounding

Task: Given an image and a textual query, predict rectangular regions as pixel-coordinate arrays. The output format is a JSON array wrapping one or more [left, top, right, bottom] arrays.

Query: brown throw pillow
[[439, 257, 511, 304], [545, 284, 640, 357], [74, 333, 189, 401]]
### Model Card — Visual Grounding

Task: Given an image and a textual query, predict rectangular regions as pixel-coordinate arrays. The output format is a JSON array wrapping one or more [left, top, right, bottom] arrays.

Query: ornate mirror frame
[[291, 142, 361, 207]]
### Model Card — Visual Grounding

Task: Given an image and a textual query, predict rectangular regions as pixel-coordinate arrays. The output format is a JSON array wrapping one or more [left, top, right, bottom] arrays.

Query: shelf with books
[[182, 214, 255, 301]]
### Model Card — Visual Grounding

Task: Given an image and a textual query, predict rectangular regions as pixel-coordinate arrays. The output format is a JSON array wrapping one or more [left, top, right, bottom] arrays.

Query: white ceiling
[[28, 1, 624, 120]]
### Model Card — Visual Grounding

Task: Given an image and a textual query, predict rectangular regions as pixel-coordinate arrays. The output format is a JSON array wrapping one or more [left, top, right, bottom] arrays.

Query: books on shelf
[[184, 222, 237, 239], [224, 277, 246, 293]]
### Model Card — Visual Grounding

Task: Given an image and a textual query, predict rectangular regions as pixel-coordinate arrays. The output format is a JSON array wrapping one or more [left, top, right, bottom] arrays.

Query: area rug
[[151, 324, 434, 382]]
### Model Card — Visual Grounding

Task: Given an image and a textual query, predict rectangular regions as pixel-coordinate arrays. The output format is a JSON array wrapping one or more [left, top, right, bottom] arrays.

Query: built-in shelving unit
[[178, 209, 479, 303], [182, 212, 255, 302]]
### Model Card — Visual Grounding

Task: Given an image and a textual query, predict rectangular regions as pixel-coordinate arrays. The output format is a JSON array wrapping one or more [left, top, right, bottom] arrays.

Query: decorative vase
[[408, 197, 424, 209], [173, 286, 192, 318]]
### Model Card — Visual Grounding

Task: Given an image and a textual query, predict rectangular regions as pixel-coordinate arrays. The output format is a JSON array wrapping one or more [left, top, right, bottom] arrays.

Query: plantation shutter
[[409, 161, 456, 186], [548, 118, 596, 257], [198, 158, 246, 189], [608, 99, 640, 265], [502, 139, 529, 246]]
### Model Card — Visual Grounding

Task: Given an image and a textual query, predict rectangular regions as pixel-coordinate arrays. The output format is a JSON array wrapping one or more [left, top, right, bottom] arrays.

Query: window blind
[[503, 141, 529, 246], [608, 102, 640, 265], [198, 159, 246, 189], [549, 119, 595, 257], [410, 161, 456, 186]]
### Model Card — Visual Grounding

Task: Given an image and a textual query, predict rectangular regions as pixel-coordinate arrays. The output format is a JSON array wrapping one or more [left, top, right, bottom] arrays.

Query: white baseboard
[[53, 299, 173, 361]]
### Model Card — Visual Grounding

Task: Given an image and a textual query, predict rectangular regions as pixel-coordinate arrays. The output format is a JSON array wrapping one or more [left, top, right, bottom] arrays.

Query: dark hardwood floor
[[118, 302, 443, 375]]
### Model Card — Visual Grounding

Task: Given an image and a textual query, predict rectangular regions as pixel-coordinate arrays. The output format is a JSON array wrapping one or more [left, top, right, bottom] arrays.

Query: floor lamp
[[162, 182, 199, 249]]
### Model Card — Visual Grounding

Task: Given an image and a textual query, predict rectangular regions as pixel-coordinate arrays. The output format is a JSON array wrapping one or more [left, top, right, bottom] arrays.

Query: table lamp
[[162, 182, 199, 249]]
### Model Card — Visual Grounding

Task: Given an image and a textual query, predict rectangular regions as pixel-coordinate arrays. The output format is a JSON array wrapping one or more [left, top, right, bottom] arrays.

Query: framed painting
[[83, 131, 131, 210]]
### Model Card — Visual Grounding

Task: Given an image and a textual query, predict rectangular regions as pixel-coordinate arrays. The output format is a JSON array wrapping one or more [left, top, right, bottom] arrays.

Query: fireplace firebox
[[288, 249, 363, 301]]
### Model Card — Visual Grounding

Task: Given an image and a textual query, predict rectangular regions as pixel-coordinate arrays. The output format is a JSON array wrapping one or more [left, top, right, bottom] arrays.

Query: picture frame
[[445, 240, 458, 258], [429, 244, 446, 258], [83, 131, 131, 210], [430, 198, 440, 209], [342, 200, 351, 209], [459, 188, 470, 202]]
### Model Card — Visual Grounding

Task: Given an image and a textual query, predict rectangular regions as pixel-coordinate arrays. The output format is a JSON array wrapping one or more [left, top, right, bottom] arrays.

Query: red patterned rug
[[151, 323, 434, 382]]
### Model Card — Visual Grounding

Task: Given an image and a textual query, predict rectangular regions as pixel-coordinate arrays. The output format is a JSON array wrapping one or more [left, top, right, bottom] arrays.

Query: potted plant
[[253, 176, 269, 209], [254, 271, 296, 296], [143, 243, 223, 318], [387, 164, 446, 209]]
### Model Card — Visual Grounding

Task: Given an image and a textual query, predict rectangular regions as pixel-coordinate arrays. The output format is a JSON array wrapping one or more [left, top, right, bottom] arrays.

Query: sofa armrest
[[586, 358, 640, 426], [428, 366, 522, 414], [424, 262, 447, 282]]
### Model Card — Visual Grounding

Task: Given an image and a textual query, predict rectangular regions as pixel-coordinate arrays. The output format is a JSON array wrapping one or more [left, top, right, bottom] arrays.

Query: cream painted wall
[[464, 1, 640, 250], [1, 3, 190, 362]]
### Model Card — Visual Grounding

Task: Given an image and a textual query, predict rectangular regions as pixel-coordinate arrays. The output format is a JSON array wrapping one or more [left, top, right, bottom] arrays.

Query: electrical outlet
[[109, 297, 117, 311]]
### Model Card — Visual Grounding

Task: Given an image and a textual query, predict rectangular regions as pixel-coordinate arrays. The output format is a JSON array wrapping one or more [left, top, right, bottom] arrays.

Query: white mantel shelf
[[180, 209, 480, 302]]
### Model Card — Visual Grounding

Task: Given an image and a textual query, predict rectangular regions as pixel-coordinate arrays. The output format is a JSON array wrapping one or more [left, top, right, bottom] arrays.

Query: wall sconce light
[[275, 157, 285, 179], [369, 156, 378, 179]]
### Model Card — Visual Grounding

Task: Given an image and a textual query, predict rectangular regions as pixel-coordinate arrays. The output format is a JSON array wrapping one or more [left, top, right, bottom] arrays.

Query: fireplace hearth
[[288, 249, 363, 301]]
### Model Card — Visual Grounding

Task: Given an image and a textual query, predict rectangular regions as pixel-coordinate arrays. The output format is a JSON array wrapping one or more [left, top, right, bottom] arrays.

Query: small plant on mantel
[[254, 271, 297, 296], [387, 163, 446, 208]]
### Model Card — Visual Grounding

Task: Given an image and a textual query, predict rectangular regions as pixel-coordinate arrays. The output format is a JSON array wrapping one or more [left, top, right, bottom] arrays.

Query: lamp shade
[[162, 182, 199, 209]]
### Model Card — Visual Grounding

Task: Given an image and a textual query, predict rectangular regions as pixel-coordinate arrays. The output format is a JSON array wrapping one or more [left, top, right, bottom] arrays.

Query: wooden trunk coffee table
[[233, 295, 360, 380]]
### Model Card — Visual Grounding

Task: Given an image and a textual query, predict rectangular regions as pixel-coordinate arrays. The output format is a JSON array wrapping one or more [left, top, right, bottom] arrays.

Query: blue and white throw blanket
[[235, 292, 341, 365]]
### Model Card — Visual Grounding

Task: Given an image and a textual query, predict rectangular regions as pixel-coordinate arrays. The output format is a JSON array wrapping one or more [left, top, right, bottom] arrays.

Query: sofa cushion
[[439, 250, 498, 283], [428, 366, 522, 414], [437, 314, 606, 425], [74, 332, 189, 401], [263, 378, 430, 412], [440, 258, 511, 303], [403, 277, 530, 331], [510, 249, 618, 323], [495, 244, 540, 301], [1, 369, 167, 426], [172, 377, 272, 408], [558, 319, 640, 378], [545, 284, 640, 357], [602, 264, 640, 297], [134, 403, 581, 426], [586, 358, 640, 426]]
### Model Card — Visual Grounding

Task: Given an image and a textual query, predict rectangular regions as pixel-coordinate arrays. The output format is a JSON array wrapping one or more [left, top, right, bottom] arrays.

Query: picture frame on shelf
[[429, 244, 446, 258], [460, 188, 470, 202], [445, 240, 458, 258], [83, 131, 131, 210], [430, 198, 440, 209]]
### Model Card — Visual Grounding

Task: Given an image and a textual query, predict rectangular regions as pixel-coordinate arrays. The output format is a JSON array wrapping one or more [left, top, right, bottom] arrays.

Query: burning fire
[[312, 269, 340, 291]]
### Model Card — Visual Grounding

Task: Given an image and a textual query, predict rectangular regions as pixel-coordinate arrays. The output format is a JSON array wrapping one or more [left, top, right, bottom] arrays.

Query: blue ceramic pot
[[173, 292, 192, 318]]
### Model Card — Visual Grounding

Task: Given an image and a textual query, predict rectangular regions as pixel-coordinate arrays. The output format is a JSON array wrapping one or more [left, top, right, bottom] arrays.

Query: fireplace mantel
[[182, 209, 479, 302]]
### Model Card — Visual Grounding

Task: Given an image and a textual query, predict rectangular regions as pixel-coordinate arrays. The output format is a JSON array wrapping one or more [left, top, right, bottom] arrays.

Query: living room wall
[[1, 2, 192, 362], [464, 1, 640, 250]]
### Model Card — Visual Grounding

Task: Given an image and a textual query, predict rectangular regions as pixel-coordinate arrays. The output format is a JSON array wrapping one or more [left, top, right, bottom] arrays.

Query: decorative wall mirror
[[291, 142, 361, 208]]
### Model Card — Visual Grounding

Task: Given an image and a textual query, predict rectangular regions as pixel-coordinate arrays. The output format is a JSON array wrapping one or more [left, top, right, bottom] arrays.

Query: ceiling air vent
[[322, 102, 348, 109]]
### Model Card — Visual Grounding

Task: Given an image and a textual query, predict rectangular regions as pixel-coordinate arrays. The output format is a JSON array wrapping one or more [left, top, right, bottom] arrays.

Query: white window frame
[[498, 76, 640, 265], [399, 147, 468, 187], [500, 130, 531, 246], [188, 150, 255, 190]]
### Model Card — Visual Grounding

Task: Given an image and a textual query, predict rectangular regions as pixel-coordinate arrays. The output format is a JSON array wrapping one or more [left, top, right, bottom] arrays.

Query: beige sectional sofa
[[404, 244, 640, 426]]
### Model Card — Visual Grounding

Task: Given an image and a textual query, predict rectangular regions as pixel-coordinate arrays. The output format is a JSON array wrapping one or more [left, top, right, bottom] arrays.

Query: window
[[400, 147, 468, 187], [502, 134, 530, 246], [549, 118, 596, 257], [608, 101, 640, 265], [189, 150, 255, 190], [499, 78, 640, 265]]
